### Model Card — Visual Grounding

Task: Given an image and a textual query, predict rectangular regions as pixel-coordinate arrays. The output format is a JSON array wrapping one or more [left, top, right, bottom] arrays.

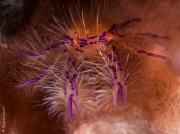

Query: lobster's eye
[[73, 38, 79, 44], [107, 34, 113, 40]]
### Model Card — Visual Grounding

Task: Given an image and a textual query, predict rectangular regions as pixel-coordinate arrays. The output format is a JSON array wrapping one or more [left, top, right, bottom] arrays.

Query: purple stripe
[[99, 39, 108, 42], [88, 35, 98, 39], [64, 36, 73, 41], [16, 65, 50, 88], [117, 83, 126, 106], [100, 40, 108, 42], [79, 39, 87, 42], [79, 39, 87, 47], [113, 83, 120, 106], [107, 18, 141, 35], [108, 24, 118, 34], [99, 35, 106, 38], [128, 45, 172, 62], [73, 100, 81, 115], [99, 36, 106, 39], [72, 75, 78, 93], [20, 51, 40, 57], [68, 94, 73, 120], [64, 36, 74, 46], [119, 18, 141, 28], [20, 43, 61, 57], [79, 41, 87, 44], [137, 33, 170, 39], [80, 43, 87, 47]]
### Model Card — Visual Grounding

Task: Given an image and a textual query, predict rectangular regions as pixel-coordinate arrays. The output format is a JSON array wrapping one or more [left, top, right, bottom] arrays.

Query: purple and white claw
[[113, 83, 127, 106], [68, 95, 81, 120], [106, 46, 127, 106], [64, 57, 81, 119]]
